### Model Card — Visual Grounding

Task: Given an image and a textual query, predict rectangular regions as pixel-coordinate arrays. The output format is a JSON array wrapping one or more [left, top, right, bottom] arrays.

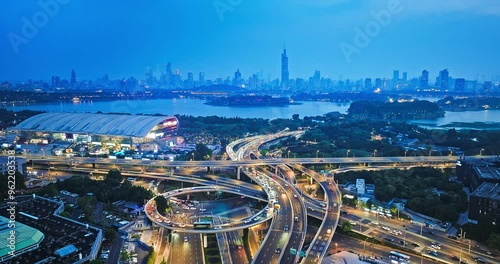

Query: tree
[[155, 196, 168, 215], [104, 228, 117, 241], [342, 221, 352, 232], [120, 249, 130, 262], [104, 169, 122, 187], [160, 257, 167, 264]]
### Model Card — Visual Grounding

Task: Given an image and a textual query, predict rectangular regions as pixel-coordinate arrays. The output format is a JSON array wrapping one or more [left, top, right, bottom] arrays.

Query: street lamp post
[[316, 150, 319, 158], [363, 238, 369, 254], [288, 150, 290, 159], [191, 153, 195, 161], [373, 150, 377, 157], [480, 149, 485, 156], [347, 150, 350, 157], [404, 149, 408, 157]]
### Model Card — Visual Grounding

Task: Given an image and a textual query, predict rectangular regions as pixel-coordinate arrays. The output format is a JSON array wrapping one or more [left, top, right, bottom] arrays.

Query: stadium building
[[12, 113, 179, 148], [0, 216, 44, 262]]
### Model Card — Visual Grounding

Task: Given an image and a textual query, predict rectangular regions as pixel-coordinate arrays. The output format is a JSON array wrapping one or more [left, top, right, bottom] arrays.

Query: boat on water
[[72, 97, 80, 103]]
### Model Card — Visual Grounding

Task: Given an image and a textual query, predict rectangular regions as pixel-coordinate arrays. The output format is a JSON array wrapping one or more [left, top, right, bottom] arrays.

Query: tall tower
[[439, 69, 449, 90], [166, 62, 172, 76], [70, 69, 76, 88], [421, 70, 429, 88], [281, 46, 289, 89]]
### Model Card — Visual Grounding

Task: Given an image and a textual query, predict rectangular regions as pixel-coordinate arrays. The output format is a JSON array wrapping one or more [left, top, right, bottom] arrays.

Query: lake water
[[5, 99, 350, 119], [6, 98, 500, 129]]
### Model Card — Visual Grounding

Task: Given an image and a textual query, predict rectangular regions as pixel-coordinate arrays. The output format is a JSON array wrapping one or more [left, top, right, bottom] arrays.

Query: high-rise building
[[234, 69, 242, 86], [281, 47, 289, 89], [166, 62, 172, 76], [70, 69, 76, 88], [51, 76, 60, 88], [364, 78, 372, 90], [313, 70, 321, 88], [484, 81, 492, 93], [393, 70, 399, 82], [420, 70, 429, 88], [439, 69, 449, 90], [402, 72, 407, 82], [199, 72, 205, 85], [375, 78, 382, 88], [455, 78, 465, 92]]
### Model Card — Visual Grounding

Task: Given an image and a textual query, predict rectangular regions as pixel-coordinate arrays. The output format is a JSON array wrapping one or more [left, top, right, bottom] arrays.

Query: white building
[[356, 178, 366, 195]]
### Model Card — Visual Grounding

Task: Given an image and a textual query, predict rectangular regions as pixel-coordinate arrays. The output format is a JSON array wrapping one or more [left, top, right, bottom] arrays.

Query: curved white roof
[[14, 113, 178, 138]]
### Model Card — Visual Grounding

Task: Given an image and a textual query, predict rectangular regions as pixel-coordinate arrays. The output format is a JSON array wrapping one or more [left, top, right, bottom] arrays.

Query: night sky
[[1, 0, 500, 82]]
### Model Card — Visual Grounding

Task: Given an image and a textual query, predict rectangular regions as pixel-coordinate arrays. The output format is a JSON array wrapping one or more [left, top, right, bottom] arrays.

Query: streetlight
[[404, 149, 408, 157], [288, 150, 290, 159], [429, 149, 433, 156], [480, 149, 485, 156], [335, 243, 338, 252], [373, 150, 377, 157], [191, 153, 195, 161], [363, 237, 369, 254], [347, 150, 351, 157], [316, 150, 319, 158]]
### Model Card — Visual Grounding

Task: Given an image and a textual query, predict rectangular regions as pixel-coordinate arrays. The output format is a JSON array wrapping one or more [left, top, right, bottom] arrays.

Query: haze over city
[[2, 2, 500, 264], [2, 0, 500, 81]]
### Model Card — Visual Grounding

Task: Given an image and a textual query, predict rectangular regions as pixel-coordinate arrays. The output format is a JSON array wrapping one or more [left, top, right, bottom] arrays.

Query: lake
[[6, 98, 500, 129]]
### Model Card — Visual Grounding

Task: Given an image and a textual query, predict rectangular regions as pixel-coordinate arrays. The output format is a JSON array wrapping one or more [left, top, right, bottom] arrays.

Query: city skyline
[[2, 1, 500, 81]]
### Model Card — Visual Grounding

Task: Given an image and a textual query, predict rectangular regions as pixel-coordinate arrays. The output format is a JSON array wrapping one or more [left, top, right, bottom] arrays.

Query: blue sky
[[1, 0, 500, 82]]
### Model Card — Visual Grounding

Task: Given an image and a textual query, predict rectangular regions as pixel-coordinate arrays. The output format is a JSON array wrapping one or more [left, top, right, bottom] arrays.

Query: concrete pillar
[[237, 166, 241, 180]]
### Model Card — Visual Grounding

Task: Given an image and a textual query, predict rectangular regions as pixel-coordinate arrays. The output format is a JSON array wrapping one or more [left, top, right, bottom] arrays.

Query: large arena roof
[[0, 216, 44, 259], [14, 113, 178, 138]]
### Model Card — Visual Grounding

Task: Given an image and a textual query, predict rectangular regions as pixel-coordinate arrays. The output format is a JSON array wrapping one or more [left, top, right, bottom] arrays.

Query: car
[[294, 216, 299, 222], [411, 242, 421, 247], [448, 235, 458, 240], [214, 226, 222, 230], [179, 224, 186, 228], [328, 208, 332, 212], [293, 194, 298, 198], [431, 245, 441, 250], [450, 256, 460, 261], [326, 228, 332, 234], [399, 240, 407, 246], [308, 207, 315, 212], [429, 251, 438, 257], [284, 225, 289, 231], [349, 221, 356, 226], [371, 221, 379, 225], [244, 219, 251, 224], [275, 248, 282, 254], [199, 208, 206, 212], [184, 237, 189, 242]]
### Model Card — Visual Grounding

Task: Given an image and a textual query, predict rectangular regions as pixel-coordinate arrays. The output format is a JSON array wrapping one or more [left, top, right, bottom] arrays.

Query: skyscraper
[[281, 47, 289, 89], [375, 78, 382, 88], [166, 62, 172, 76], [70, 69, 76, 88], [234, 69, 242, 86], [393, 70, 399, 82], [421, 70, 429, 88], [455, 78, 465, 92], [439, 69, 449, 90], [51, 76, 60, 88], [313, 70, 320, 89], [199, 72, 205, 85], [402, 72, 407, 82], [364, 78, 372, 90]]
